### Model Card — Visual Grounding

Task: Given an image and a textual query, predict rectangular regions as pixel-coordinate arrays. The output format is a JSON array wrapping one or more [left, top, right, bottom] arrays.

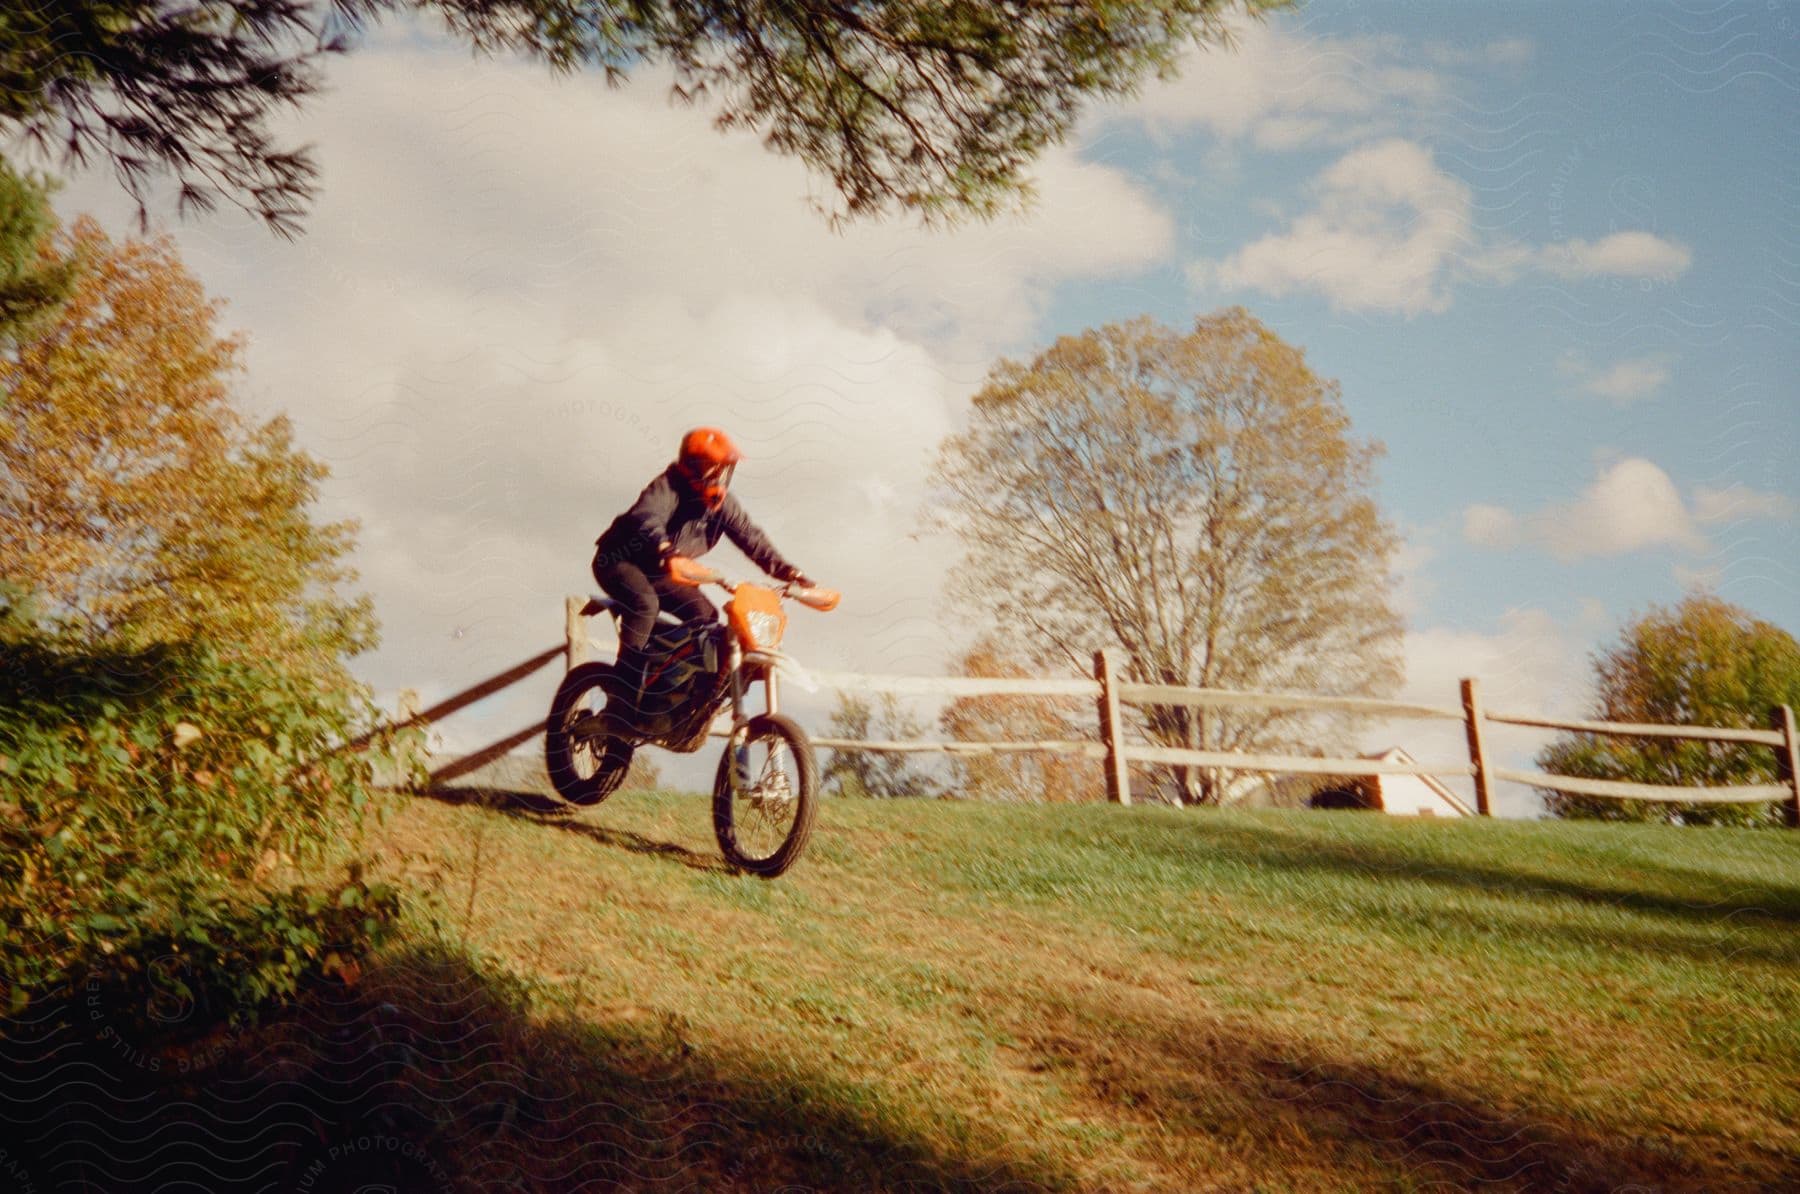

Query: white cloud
[[1542, 232, 1693, 280], [1691, 484, 1797, 526], [1460, 458, 1798, 562], [1556, 352, 1673, 404], [1583, 356, 1671, 402], [1110, 20, 1664, 316], [1672, 563, 1724, 592], [1114, 23, 1453, 150], [1401, 608, 1592, 728], [1462, 505, 1519, 548], [1190, 140, 1690, 315], [1109, 20, 1534, 153], [1192, 138, 1473, 315], [1251, 115, 1337, 151], [1388, 534, 1437, 620], [1377, 607, 1597, 818], [1540, 459, 1706, 559], [1472, 232, 1693, 284]]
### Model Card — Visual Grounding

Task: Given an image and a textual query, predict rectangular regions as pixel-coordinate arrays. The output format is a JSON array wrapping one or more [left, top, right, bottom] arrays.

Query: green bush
[[0, 623, 403, 1025], [1535, 595, 1800, 828]]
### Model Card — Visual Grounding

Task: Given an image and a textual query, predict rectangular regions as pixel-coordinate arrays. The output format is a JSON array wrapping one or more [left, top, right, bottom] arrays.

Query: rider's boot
[[607, 643, 644, 703], [610, 644, 670, 736]]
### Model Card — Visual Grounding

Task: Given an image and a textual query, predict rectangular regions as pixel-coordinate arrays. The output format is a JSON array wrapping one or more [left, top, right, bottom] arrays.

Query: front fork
[[726, 643, 780, 789]]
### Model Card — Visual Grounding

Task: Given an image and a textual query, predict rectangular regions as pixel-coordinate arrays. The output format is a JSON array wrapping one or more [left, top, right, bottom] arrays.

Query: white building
[[1310, 746, 1474, 817]]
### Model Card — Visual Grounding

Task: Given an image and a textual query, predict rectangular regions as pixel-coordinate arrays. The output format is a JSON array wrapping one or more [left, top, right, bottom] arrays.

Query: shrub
[[1537, 595, 1800, 826], [0, 624, 402, 1025]]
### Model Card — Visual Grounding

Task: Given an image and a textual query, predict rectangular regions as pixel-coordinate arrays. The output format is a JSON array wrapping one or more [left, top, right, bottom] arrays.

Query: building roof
[[1360, 746, 1476, 817]]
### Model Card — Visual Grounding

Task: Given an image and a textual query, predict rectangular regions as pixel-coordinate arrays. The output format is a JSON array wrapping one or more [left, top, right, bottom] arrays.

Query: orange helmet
[[675, 427, 742, 510]]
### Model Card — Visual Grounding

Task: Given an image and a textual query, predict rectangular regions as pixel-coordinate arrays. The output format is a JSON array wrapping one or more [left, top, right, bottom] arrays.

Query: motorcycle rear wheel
[[711, 713, 817, 878], [545, 661, 633, 806]]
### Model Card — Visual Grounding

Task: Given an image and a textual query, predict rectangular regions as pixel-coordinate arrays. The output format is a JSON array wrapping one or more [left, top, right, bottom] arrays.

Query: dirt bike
[[544, 556, 839, 877]]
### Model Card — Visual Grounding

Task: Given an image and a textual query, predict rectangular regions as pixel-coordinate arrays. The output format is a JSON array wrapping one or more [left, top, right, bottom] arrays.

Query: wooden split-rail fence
[[380, 596, 1800, 824]]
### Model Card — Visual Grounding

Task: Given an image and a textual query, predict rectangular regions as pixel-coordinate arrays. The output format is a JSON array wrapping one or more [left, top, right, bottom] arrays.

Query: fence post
[[1094, 649, 1131, 806], [565, 595, 588, 671], [396, 688, 423, 791], [1773, 705, 1800, 829], [1460, 677, 1493, 817]]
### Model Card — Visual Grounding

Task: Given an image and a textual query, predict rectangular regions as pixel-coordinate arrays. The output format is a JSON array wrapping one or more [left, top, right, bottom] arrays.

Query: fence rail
[[1484, 711, 1786, 747], [1116, 683, 1464, 722], [808, 672, 1102, 698], [1490, 769, 1791, 805], [812, 737, 1109, 759], [1119, 746, 1476, 779], [365, 600, 1800, 826]]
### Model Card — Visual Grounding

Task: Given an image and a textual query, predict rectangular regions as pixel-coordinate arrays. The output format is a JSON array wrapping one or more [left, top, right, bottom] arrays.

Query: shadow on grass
[[1150, 817, 1800, 928], [419, 780, 570, 818], [0, 944, 1076, 1193], [537, 817, 733, 876], [418, 782, 732, 875], [1014, 983, 1794, 1192]]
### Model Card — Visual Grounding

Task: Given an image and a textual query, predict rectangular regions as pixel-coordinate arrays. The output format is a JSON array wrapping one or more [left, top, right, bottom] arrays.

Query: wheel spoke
[[548, 662, 633, 807], [731, 730, 800, 859], [713, 713, 815, 876], [566, 689, 604, 779]]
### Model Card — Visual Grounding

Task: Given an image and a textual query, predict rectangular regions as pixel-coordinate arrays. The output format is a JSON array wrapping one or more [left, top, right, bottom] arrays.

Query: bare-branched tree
[[928, 309, 1404, 805], [822, 692, 941, 798]]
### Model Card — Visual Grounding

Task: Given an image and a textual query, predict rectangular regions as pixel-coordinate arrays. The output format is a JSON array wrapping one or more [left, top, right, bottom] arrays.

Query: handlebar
[[666, 555, 722, 587], [666, 556, 839, 612]]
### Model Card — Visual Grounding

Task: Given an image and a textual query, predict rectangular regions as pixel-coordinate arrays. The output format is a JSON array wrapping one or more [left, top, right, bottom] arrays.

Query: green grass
[[342, 787, 1800, 1190]]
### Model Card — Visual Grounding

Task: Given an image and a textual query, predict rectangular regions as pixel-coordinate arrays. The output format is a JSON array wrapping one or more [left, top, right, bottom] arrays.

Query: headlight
[[746, 610, 784, 649]]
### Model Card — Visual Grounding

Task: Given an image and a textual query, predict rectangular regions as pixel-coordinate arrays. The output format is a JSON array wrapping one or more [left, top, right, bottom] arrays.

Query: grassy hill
[[341, 786, 1799, 1191], [11, 784, 1795, 1190]]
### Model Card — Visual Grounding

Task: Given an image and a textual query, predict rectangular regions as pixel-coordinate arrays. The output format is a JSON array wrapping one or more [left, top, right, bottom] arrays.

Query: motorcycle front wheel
[[545, 661, 633, 806], [711, 713, 818, 878]]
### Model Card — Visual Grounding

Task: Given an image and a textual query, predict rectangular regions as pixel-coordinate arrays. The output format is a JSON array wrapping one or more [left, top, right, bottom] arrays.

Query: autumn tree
[[0, 215, 372, 679], [938, 635, 1099, 802], [928, 309, 1404, 805], [0, 0, 1271, 234], [821, 692, 941, 798], [1537, 594, 1800, 827], [0, 211, 391, 1028]]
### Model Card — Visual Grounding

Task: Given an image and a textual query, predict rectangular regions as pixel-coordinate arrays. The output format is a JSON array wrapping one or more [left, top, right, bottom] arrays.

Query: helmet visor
[[697, 461, 734, 502]]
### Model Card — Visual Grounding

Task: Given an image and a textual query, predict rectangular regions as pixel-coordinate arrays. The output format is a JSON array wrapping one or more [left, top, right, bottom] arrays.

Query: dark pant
[[592, 556, 718, 650]]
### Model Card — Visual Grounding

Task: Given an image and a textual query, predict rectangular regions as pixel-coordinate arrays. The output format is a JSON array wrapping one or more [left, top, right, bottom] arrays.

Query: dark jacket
[[596, 466, 797, 579]]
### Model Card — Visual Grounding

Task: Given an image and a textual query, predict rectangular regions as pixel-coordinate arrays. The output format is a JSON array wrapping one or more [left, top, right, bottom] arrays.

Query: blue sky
[[34, 1, 1799, 811], [1068, 1, 1797, 641]]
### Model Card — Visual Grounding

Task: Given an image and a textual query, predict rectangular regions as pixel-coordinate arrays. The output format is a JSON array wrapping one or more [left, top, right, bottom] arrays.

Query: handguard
[[788, 584, 840, 612]]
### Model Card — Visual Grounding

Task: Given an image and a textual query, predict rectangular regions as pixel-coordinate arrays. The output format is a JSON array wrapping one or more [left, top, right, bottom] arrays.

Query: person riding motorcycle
[[593, 427, 810, 726]]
